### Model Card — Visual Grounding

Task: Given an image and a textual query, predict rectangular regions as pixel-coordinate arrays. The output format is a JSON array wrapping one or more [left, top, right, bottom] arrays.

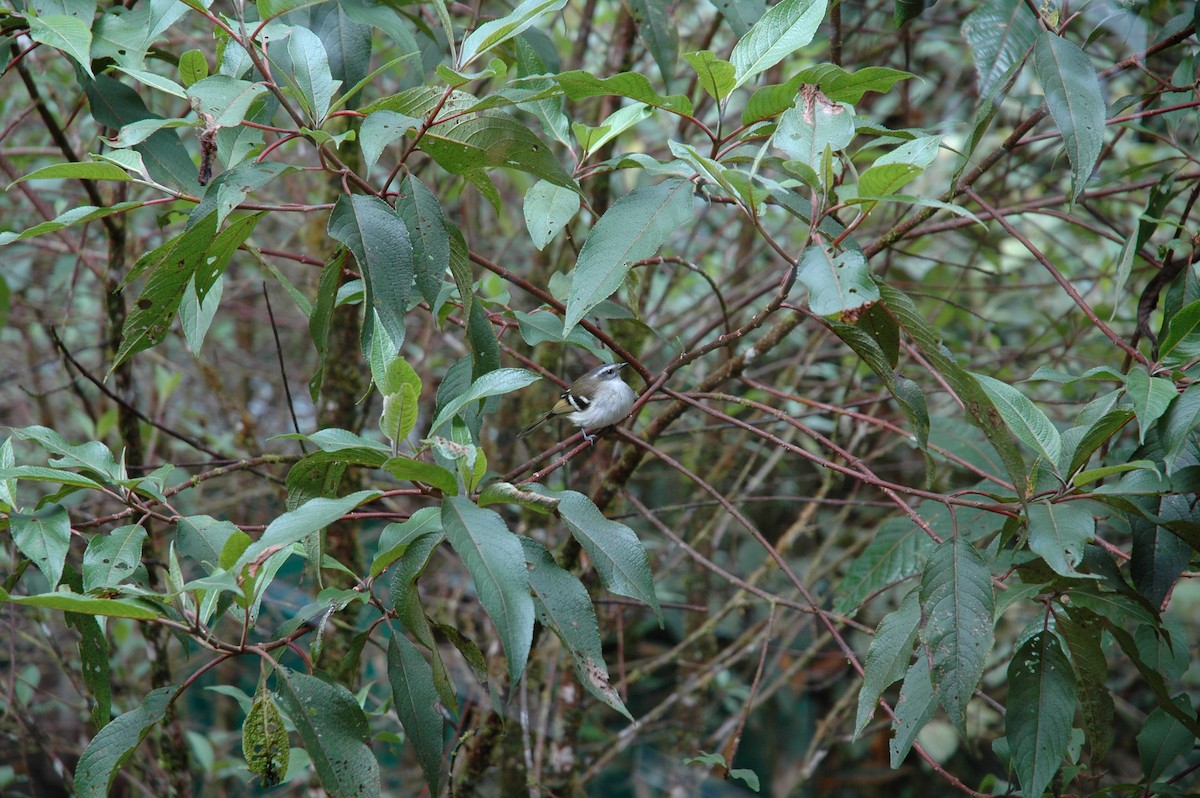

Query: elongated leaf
[[742, 64, 911, 124], [360, 110, 422, 173], [65, 612, 112, 730], [876, 288, 1028, 493], [972, 372, 1061, 467], [855, 590, 919, 738], [459, 0, 568, 67], [1124, 367, 1176, 443], [236, 490, 381, 571], [551, 489, 663, 623], [395, 175, 450, 306], [564, 177, 693, 333], [524, 179, 580, 250], [327, 194, 413, 353], [29, 13, 94, 76], [388, 634, 445, 794], [961, 0, 1036, 99], [683, 50, 736, 101], [628, 0, 678, 84], [730, 0, 828, 90], [441, 497, 534, 682], [522, 538, 632, 719], [428, 368, 541, 434], [82, 524, 146, 593], [1007, 632, 1077, 798], [920, 536, 994, 733], [1159, 299, 1200, 362], [0, 201, 144, 246], [1137, 697, 1196, 783], [187, 75, 270, 128], [0, 586, 160, 619], [1034, 31, 1106, 202], [242, 690, 289, 788], [10, 161, 130, 186], [1160, 382, 1200, 474], [422, 110, 577, 191], [1058, 611, 1113, 762], [273, 668, 380, 798], [11, 504, 71, 589], [1027, 501, 1093, 577], [889, 658, 937, 766], [773, 89, 855, 178], [287, 25, 338, 122], [75, 686, 175, 797], [557, 70, 692, 115], [798, 245, 879, 316], [832, 515, 934, 615]]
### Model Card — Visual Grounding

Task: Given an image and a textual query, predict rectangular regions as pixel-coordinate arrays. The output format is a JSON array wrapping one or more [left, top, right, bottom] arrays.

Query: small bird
[[517, 362, 638, 441]]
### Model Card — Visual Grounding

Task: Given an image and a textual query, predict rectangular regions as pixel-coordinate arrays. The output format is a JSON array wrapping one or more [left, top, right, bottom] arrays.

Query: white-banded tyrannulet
[[517, 362, 637, 440]]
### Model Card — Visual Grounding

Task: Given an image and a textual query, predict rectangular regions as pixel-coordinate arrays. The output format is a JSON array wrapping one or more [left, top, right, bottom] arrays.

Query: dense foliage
[[1, 0, 1199, 795]]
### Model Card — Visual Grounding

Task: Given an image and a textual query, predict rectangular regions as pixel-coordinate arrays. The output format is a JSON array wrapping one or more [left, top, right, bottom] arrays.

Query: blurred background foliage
[[1, 0, 1199, 795]]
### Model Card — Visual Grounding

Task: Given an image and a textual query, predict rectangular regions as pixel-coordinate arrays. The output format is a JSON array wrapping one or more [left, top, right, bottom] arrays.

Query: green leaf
[[1159, 299, 1200, 362], [372, 507, 443, 579], [1027, 501, 1093, 577], [178, 48, 209, 87], [1131, 520, 1189, 609], [522, 538, 632, 720], [428, 368, 541, 434], [1058, 611, 1113, 762], [742, 64, 911, 125], [65, 612, 112, 730], [395, 175, 450, 306], [888, 658, 937, 766], [1124, 367, 1177, 443], [273, 668, 380, 798], [524, 179, 580, 250], [1137, 696, 1196, 783], [730, 0, 828, 90], [13, 425, 122, 480], [441, 497, 535, 683], [797, 245, 880, 317], [1160, 382, 1200, 474], [832, 514, 934, 615], [961, 0, 1037, 99], [558, 71, 692, 116], [857, 162, 923, 204], [972, 372, 1061, 467], [287, 25, 339, 123], [74, 686, 175, 797], [773, 90, 855, 179], [328, 194, 413, 353], [855, 590, 919, 738], [10, 160, 132, 186], [564, 177, 693, 333], [242, 690, 289, 788], [458, 0, 568, 67], [187, 75, 270, 128], [1007, 632, 1077, 798], [683, 50, 736, 101], [0, 585, 159, 619], [572, 103, 653, 157], [85, 74, 200, 193], [381, 457, 458, 495], [920, 536, 994, 733], [235, 490, 381, 572], [551, 489, 663, 623], [1034, 31, 1106, 203], [11, 503, 71, 589], [421, 110, 578, 192], [387, 634, 446, 794], [0, 201, 144, 246], [82, 524, 146, 593], [359, 110, 421, 174], [1066, 407, 1134, 477], [628, 0, 678, 85], [28, 13, 94, 77]]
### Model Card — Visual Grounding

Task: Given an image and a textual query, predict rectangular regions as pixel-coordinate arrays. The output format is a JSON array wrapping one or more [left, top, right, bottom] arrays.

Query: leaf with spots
[[82, 524, 147, 593], [272, 667, 380, 798], [798, 244, 880, 317]]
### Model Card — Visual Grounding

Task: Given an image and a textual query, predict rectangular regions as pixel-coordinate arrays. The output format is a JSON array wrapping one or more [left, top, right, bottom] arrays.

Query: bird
[[517, 362, 637, 441]]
